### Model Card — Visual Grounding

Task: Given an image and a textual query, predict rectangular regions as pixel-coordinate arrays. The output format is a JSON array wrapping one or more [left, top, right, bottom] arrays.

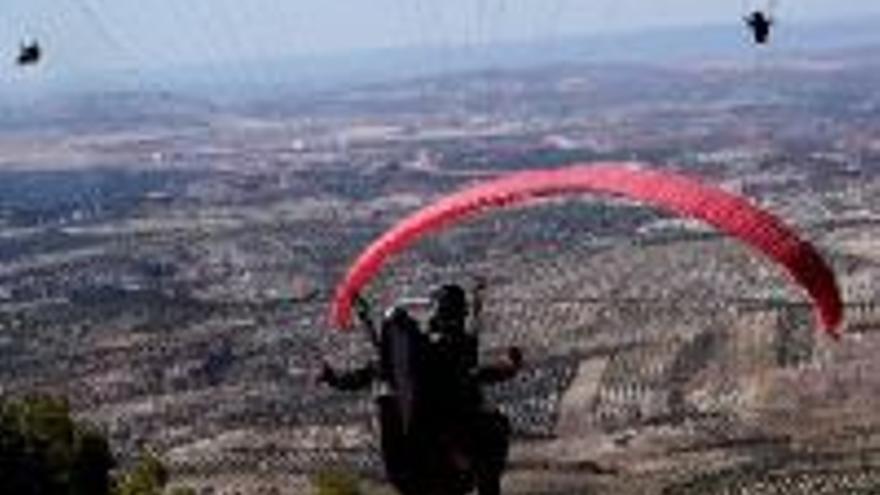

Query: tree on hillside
[[0, 395, 115, 495], [0, 395, 193, 495]]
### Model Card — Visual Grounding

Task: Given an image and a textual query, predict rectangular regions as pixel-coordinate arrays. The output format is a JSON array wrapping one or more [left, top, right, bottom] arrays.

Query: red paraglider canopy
[[331, 163, 843, 337]]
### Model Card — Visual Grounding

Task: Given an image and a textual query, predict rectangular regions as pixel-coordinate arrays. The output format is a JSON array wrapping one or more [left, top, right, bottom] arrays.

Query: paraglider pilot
[[319, 282, 523, 495], [16, 40, 41, 66], [745, 10, 773, 45]]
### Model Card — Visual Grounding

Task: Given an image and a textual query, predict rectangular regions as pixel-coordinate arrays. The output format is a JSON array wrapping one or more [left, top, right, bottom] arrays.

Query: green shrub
[[115, 450, 170, 495], [312, 469, 363, 495]]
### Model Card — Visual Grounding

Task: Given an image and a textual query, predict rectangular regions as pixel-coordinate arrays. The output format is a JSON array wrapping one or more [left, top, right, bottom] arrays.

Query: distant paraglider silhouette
[[16, 40, 41, 66], [745, 10, 773, 45]]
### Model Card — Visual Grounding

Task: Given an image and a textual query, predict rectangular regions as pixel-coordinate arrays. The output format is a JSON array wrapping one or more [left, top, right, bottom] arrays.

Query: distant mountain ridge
[[2, 15, 880, 130], [100, 15, 880, 93]]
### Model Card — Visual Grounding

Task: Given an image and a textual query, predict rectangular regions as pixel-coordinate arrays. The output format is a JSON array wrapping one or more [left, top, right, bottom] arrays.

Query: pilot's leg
[[378, 396, 417, 494], [473, 411, 511, 495]]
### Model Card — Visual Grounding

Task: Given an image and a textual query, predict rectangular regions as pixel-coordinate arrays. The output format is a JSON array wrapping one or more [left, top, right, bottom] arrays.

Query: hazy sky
[[2, 0, 879, 90]]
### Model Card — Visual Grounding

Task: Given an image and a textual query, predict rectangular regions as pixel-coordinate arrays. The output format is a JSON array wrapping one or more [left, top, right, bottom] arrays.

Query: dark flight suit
[[423, 313, 517, 495], [325, 305, 518, 495]]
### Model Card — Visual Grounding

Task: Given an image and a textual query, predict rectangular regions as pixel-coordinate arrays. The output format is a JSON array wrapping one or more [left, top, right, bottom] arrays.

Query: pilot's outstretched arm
[[320, 361, 379, 391], [475, 347, 523, 385]]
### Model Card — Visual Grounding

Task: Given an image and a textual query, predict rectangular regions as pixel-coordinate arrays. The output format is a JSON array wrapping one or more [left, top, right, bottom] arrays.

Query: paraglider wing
[[331, 163, 843, 336]]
